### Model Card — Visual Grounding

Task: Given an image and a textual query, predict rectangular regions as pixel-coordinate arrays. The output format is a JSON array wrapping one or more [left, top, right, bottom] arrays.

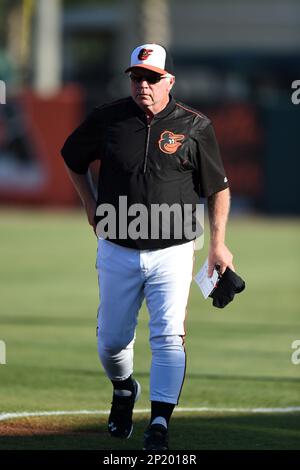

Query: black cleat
[[143, 424, 169, 450], [108, 379, 141, 439]]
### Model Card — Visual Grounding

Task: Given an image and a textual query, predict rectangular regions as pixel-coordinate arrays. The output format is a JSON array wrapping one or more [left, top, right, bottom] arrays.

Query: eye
[[169, 138, 175, 144]]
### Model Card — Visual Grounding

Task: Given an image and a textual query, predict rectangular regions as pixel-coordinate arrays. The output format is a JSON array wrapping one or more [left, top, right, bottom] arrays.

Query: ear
[[168, 76, 175, 91]]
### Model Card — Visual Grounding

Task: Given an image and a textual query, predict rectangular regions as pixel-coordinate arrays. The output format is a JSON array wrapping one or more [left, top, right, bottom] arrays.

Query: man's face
[[129, 68, 175, 111]]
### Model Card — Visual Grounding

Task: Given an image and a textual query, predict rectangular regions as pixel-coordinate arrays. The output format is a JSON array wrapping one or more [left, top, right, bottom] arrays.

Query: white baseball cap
[[125, 43, 174, 76]]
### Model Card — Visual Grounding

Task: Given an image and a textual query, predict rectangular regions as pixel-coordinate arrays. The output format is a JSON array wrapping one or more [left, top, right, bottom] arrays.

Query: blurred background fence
[[0, 0, 299, 213]]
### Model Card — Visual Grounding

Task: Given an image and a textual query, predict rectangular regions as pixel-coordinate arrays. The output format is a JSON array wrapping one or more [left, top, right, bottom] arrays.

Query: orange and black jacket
[[61, 95, 229, 249]]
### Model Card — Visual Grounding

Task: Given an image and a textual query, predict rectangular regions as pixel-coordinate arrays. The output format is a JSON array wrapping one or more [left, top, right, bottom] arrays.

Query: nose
[[138, 78, 149, 87]]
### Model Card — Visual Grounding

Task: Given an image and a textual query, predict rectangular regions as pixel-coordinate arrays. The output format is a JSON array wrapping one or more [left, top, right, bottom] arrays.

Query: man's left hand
[[208, 242, 234, 277]]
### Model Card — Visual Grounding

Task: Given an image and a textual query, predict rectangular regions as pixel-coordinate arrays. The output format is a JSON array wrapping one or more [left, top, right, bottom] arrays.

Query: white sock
[[151, 416, 167, 429]]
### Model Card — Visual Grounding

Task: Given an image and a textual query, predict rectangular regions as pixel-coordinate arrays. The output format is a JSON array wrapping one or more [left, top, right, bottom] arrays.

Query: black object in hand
[[209, 267, 245, 308]]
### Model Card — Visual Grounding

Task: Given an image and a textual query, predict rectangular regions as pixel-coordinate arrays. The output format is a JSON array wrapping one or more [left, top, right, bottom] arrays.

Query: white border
[[1, 407, 300, 422]]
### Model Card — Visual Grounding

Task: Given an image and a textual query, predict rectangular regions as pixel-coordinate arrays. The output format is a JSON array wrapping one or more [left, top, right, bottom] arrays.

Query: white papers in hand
[[194, 258, 219, 299]]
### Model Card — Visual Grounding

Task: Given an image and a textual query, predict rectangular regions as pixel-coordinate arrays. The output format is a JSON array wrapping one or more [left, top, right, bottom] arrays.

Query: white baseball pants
[[96, 238, 195, 404]]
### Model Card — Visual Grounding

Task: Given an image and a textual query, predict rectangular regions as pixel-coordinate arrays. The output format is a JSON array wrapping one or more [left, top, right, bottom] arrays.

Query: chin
[[135, 96, 151, 109]]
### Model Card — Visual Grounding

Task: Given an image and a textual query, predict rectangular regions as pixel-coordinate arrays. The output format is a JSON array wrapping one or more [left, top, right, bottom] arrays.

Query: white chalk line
[[1, 407, 300, 423]]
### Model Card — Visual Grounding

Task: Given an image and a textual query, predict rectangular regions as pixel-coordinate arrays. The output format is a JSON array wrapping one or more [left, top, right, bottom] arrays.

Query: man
[[61, 43, 234, 450]]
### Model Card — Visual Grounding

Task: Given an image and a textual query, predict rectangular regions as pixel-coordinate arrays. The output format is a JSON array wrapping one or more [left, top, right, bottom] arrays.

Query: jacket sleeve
[[61, 109, 104, 174], [196, 121, 229, 198]]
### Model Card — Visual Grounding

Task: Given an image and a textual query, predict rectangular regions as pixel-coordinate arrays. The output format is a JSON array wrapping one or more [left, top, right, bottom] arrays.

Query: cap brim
[[125, 64, 168, 75]]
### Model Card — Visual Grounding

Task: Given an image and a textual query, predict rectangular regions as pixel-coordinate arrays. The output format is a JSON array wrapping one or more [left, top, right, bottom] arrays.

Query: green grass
[[0, 209, 299, 450]]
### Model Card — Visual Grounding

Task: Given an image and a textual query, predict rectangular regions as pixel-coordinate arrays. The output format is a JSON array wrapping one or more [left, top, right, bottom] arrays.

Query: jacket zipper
[[143, 123, 151, 173]]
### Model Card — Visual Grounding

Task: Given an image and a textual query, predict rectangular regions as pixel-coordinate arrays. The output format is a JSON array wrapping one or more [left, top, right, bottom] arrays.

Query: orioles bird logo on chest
[[158, 130, 185, 154]]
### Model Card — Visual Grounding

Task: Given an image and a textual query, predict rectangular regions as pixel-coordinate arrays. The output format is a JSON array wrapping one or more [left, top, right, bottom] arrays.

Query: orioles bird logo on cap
[[159, 130, 185, 154], [138, 48, 153, 60]]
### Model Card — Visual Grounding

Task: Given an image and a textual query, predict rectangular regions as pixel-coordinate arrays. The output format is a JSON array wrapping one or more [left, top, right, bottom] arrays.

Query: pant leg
[[149, 335, 187, 404], [96, 238, 145, 381], [143, 241, 195, 404]]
